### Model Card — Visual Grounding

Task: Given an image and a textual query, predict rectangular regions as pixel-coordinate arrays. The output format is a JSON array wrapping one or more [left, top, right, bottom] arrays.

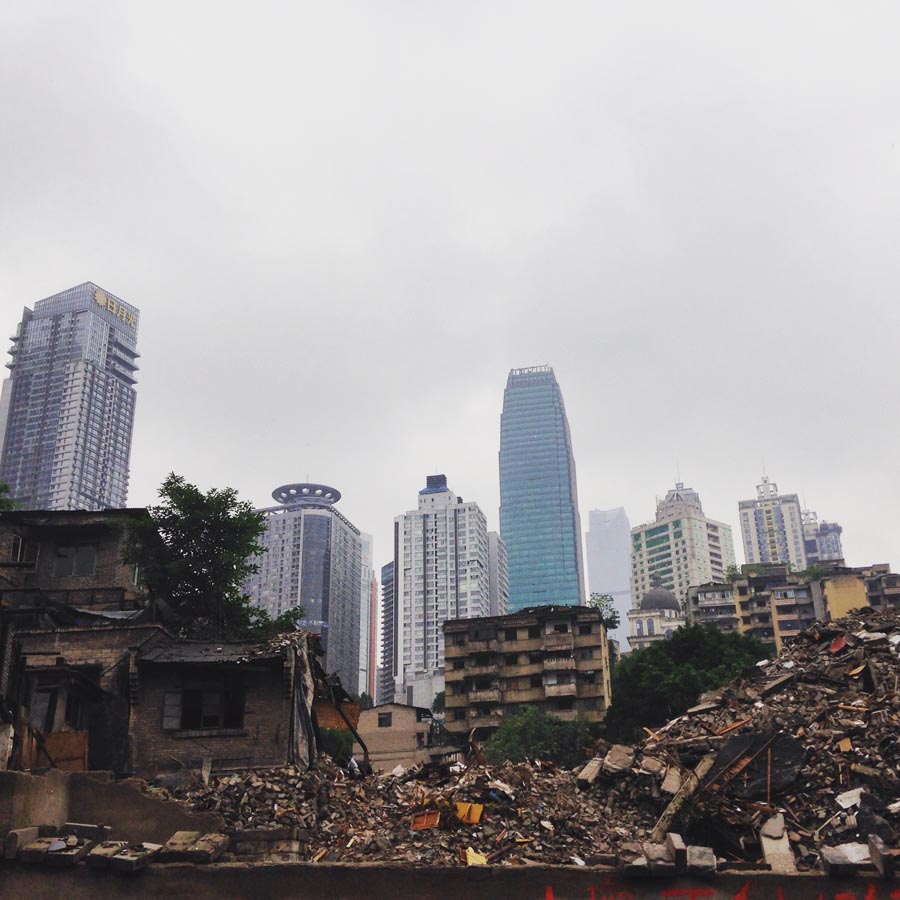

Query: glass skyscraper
[[243, 482, 364, 692], [0, 282, 140, 510], [499, 366, 585, 611]]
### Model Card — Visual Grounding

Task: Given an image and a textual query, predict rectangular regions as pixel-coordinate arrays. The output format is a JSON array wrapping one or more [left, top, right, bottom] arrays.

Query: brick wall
[[0, 511, 147, 604], [131, 661, 292, 775]]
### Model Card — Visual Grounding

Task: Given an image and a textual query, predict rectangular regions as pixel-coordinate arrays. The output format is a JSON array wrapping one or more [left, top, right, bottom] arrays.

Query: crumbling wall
[[67, 773, 224, 843], [0, 770, 223, 844], [0, 769, 68, 833]]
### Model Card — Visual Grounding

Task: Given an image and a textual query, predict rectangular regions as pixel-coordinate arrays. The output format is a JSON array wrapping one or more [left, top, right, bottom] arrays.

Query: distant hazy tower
[[586, 507, 632, 649], [739, 475, 806, 571], [244, 483, 363, 691], [499, 366, 585, 610], [630, 483, 736, 603], [487, 531, 510, 616], [0, 282, 140, 510], [392, 474, 496, 708]]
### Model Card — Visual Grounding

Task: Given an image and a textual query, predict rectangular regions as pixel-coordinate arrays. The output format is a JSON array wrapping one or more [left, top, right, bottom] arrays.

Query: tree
[[484, 706, 593, 768], [725, 564, 740, 582], [0, 483, 17, 511], [125, 473, 293, 640], [432, 690, 445, 714], [359, 692, 374, 710], [604, 624, 769, 741], [587, 592, 620, 630], [319, 728, 354, 765]]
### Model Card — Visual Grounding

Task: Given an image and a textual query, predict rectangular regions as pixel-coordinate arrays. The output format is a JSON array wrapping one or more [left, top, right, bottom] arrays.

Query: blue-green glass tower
[[499, 366, 585, 611]]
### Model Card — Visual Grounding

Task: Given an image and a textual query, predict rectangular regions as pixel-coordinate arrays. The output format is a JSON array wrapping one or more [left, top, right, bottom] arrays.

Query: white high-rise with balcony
[[392, 474, 498, 709]]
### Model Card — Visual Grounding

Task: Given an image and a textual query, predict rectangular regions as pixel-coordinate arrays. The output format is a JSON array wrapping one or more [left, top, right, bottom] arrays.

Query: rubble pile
[[591, 605, 900, 871], [159, 758, 659, 865], [150, 606, 900, 871]]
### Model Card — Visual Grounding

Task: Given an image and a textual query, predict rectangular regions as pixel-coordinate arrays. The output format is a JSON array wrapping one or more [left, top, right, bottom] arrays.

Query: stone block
[[183, 832, 230, 863], [686, 845, 717, 874], [4, 827, 39, 860]]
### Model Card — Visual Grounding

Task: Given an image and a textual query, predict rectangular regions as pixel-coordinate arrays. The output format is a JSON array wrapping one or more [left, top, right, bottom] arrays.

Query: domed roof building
[[627, 578, 685, 651]]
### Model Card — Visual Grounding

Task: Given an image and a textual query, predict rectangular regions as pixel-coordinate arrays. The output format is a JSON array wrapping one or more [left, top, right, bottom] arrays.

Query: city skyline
[[3, 5, 899, 591]]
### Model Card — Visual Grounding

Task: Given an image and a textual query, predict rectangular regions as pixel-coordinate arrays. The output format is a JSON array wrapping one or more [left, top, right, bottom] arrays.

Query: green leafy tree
[[125, 473, 294, 640], [319, 728, 354, 765], [359, 692, 374, 710], [0, 483, 17, 511], [432, 690, 445, 714], [604, 624, 769, 741], [484, 706, 593, 768], [587, 592, 620, 630], [725, 564, 740, 582]]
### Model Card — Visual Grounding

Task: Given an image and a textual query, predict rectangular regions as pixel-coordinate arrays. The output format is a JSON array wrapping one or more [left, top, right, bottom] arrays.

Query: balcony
[[468, 688, 501, 703], [543, 657, 575, 672], [544, 683, 577, 698], [498, 638, 542, 653], [576, 683, 605, 699], [542, 633, 574, 652], [468, 713, 503, 729], [547, 709, 577, 722], [462, 664, 499, 677], [503, 687, 544, 703], [464, 639, 497, 653]]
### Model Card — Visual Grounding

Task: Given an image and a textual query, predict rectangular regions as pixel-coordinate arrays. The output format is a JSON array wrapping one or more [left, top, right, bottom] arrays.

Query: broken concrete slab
[[107, 842, 163, 872], [4, 827, 39, 860], [160, 830, 202, 862], [686, 845, 716, 874], [86, 841, 130, 869], [665, 832, 687, 872], [576, 757, 603, 788], [182, 832, 230, 864], [868, 834, 895, 880], [760, 814, 797, 874], [601, 744, 635, 775], [642, 842, 676, 873], [820, 843, 871, 876]]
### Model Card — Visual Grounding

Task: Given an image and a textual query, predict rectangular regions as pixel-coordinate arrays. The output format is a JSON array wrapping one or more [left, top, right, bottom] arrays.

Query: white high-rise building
[[739, 476, 806, 571], [392, 474, 497, 709], [630, 483, 736, 606], [0, 282, 139, 510]]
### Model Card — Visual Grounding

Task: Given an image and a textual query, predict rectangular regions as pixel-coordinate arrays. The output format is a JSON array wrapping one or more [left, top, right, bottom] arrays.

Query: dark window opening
[[552, 623, 569, 634], [527, 626, 540, 638], [578, 624, 592, 635], [52, 544, 97, 577], [377, 712, 393, 728]]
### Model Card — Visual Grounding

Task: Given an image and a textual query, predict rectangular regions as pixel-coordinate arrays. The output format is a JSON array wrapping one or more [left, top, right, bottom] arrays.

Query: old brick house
[[0, 509, 325, 775]]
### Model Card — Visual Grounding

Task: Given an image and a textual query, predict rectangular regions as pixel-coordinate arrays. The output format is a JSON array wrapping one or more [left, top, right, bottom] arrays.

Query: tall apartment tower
[[243, 482, 363, 691], [586, 507, 632, 649], [392, 474, 497, 709], [377, 561, 396, 706], [630, 483, 736, 603], [487, 531, 510, 616], [499, 366, 585, 611], [802, 510, 845, 565], [739, 475, 806, 571], [0, 282, 140, 510]]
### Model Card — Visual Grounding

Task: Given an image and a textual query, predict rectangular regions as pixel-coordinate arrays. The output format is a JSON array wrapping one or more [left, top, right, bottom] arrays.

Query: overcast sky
[[3, 2, 900, 582]]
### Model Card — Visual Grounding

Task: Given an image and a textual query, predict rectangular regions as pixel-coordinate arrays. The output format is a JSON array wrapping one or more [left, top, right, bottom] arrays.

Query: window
[[504, 629, 517, 641], [163, 674, 245, 731], [552, 623, 569, 634], [52, 544, 97, 577], [578, 624, 592, 635], [9, 535, 39, 564], [527, 626, 540, 638], [530, 675, 542, 688], [378, 712, 393, 728]]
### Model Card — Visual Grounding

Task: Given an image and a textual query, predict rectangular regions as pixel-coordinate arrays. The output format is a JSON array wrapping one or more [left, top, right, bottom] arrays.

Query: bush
[[320, 728, 354, 765], [484, 706, 592, 768]]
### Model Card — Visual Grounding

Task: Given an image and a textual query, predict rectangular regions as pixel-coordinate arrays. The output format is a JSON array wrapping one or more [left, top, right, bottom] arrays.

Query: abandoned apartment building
[[0, 508, 327, 775], [442, 605, 612, 737], [686, 560, 898, 651]]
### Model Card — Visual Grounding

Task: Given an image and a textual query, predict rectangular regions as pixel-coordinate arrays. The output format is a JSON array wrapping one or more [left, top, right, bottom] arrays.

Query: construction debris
[[146, 606, 900, 872]]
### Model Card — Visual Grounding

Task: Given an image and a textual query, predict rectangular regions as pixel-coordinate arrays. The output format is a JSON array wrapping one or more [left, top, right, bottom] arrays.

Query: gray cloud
[[2, 2, 899, 576]]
